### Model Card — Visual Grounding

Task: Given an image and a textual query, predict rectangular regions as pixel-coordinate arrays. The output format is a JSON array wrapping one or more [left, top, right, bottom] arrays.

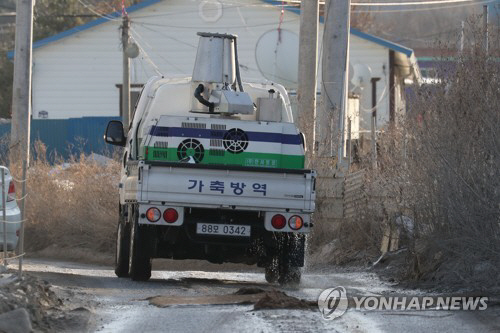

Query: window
[[116, 84, 144, 118]]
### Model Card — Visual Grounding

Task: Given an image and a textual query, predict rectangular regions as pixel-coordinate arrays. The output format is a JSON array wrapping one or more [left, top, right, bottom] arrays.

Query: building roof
[[7, 0, 162, 59], [7, 0, 420, 81], [261, 0, 415, 57], [261, 0, 420, 82], [9, 0, 413, 57]]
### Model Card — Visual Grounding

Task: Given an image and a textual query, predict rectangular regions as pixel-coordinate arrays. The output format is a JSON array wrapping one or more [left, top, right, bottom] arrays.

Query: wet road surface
[[12, 259, 500, 333]]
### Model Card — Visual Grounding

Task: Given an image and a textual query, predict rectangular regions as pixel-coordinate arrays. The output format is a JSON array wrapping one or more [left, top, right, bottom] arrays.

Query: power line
[[289, 0, 483, 5], [129, 25, 177, 74], [382, 27, 461, 43], [132, 18, 299, 30], [30, 0, 496, 23], [352, 0, 495, 12], [133, 22, 198, 49], [77, 0, 119, 21], [286, 0, 495, 12], [130, 2, 288, 19], [353, 0, 476, 5]]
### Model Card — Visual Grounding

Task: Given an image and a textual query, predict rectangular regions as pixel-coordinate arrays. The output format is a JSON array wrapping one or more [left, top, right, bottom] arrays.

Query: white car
[[0, 166, 21, 251]]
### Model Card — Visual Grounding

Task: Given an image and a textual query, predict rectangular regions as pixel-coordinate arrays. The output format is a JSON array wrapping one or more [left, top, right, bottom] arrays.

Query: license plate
[[196, 223, 251, 237]]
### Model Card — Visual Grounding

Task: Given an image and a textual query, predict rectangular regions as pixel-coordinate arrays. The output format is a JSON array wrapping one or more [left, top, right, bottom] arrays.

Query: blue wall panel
[[0, 117, 121, 161]]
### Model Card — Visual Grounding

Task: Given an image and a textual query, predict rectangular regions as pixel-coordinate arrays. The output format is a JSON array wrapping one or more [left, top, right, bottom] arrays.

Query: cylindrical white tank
[[192, 32, 236, 85]]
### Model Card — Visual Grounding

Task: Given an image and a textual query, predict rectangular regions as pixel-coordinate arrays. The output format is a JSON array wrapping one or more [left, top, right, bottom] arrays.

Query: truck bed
[[135, 161, 316, 212]]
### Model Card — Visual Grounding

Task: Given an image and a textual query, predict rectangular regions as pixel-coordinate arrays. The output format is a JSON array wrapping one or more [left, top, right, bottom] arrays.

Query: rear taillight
[[163, 208, 178, 223], [7, 182, 15, 202], [271, 214, 286, 229], [146, 207, 161, 222], [288, 215, 304, 230]]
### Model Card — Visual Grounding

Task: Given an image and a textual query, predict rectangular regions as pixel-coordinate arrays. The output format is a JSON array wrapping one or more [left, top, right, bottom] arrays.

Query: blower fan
[[223, 128, 249, 154], [177, 139, 205, 163]]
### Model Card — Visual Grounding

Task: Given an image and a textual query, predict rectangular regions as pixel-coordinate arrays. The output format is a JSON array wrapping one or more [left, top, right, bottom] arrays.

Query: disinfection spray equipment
[[190, 32, 253, 115]]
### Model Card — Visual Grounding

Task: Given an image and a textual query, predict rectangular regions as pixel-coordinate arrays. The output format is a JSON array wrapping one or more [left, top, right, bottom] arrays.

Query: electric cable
[[77, 0, 120, 21]]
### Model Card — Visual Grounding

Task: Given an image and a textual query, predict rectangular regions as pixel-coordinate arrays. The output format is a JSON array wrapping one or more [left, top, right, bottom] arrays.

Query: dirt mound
[[0, 270, 62, 331], [148, 287, 315, 311], [148, 293, 264, 307], [252, 290, 315, 310], [234, 287, 315, 310], [233, 287, 267, 295]]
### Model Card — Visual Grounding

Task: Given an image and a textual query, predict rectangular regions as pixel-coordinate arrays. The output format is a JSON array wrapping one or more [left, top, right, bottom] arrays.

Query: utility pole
[[317, 0, 351, 162], [10, 0, 33, 277], [10, 0, 33, 167], [122, 15, 131, 132], [298, 0, 319, 157]]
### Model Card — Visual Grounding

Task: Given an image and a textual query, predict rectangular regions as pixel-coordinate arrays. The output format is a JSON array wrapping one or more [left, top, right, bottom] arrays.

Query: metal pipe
[[2, 168, 7, 268], [122, 15, 131, 132], [347, 118, 352, 170], [371, 77, 380, 170], [18, 161, 26, 277], [193, 84, 215, 113], [233, 37, 244, 92]]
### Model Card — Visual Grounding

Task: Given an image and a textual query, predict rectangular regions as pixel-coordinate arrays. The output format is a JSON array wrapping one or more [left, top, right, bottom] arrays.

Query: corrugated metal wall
[[0, 117, 120, 161]]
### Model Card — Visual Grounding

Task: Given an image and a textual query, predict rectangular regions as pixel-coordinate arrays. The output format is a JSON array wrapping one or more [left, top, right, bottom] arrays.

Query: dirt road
[[10, 259, 500, 333]]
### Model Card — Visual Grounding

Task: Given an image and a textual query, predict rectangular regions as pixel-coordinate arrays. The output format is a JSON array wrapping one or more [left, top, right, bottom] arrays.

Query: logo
[[318, 286, 488, 320], [317, 286, 348, 320]]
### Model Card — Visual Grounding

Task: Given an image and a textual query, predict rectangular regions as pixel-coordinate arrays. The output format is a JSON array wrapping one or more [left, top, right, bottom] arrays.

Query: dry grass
[[364, 19, 500, 289], [19, 142, 120, 258], [308, 19, 500, 290], [402, 41, 500, 288]]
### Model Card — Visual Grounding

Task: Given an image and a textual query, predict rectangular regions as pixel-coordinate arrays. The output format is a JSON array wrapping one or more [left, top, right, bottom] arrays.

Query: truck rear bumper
[[145, 207, 306, 266], [137, 204, 312, 233]]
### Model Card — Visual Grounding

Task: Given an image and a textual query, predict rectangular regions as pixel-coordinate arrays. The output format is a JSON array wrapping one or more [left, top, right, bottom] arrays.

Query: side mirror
[[299, 132, 306, 151], [104, 121, 126, 147]]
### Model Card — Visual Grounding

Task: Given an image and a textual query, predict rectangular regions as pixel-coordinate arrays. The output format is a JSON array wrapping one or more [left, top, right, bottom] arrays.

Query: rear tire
[[114, 213, 130, 278], [129, 208, 152, 281], [276, 234, 303, 286], [265, 257, 279, 283], [278, 265, 301, 285]]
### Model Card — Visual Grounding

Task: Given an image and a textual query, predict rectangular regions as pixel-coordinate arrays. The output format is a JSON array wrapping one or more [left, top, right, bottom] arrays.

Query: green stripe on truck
[[145, 147, 305, 169]]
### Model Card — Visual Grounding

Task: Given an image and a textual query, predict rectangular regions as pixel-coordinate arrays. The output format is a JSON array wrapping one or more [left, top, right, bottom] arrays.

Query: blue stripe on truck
[[149, 126, 302, 145]]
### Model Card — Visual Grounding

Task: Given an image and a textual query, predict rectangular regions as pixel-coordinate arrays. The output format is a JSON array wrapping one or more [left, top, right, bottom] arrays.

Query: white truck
[[105, 33, 316, 284]]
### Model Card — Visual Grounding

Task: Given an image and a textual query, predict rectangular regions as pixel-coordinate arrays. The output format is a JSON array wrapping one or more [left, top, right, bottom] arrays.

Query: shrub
[[23, 142, 120, 258], [372, 18, 500, 288]]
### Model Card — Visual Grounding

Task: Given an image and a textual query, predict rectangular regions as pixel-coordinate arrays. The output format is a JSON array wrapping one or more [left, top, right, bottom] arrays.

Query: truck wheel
[[278, 265, 301, 285], [276, 234, 303, 286], [129, 209, 152, 281], [114, 215, 130, 278], [264, 257, 279, 283]]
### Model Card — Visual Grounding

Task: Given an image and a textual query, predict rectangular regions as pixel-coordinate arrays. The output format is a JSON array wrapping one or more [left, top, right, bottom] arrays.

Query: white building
[[10, 0, 420, 144]]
